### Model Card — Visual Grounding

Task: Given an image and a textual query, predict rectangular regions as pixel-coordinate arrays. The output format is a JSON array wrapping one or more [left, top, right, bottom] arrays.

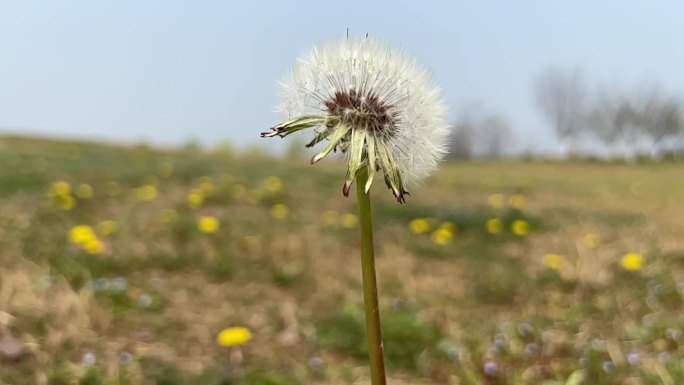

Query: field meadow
[[1, 135, 684, 385]]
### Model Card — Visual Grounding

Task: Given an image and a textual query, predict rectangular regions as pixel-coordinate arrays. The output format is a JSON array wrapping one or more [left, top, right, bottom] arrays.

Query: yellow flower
[[543, 254, 564, 270], [511, 219, 530, 237], [409, 218, 431, 234], [161, 208, 178, 223], [509, 194, 525, 210], [69, 225, 96, 244], [198, 216, 220, 233], [75, 183, 93, 199], [486, 218, 502, 234], [134, 185, 157, 202], [270, 204, 289, 220], [621, 253, 644, 271], [583, 233, 601, 249], [83, 238, 104, 255], [340, 213, 358, 229], [231, 184, 246, 200], [263, 176, 284, 194], [59, 194, 76, 210], [321, 210, 339, 226], [97, 220, 118, 236], [197, 181, 215, 196], [187, 190, 204, 208], [243, 235, 260, 251], [439, 221, 457, 235], [216, 327, 252, 347], [50, 181, 71, 196], [431, 228, 452, 246], [488, 193, 505, 209]]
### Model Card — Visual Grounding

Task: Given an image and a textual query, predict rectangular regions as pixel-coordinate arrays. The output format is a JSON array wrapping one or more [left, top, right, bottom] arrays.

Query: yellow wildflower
[[50, 181, 71, 196], [621, 253, 644, 271], [321, 210, 339, 226], [231, 184, 246, 200], [543, 254, 564, 270], [583, 233, 601, 249], [75, 183, 93, 199], [69, 225, 96, 245], [59, 194, 76, 210], [198, 216, 220, 233], [187, 190, 204, 208], [270, 204, 289, 220], [509, 194, 525, 210], [243, 235, 260, 251], [409, 218, 431, 234], [82, 238, 104, 255], [197, 181, 215, 196], [134, 185, 157, 202], [161, 208, 178, 223], [431, 228, 452, 246], [439, 221, 457, 235], [511, 219, 530, 237], [340, 213, 358, 229], [488, 193, 504, 209], [263, 176, 284, 194], [216, 327, 252, 347], [97, 220, 118, 236], [486, 218, 502, 234]]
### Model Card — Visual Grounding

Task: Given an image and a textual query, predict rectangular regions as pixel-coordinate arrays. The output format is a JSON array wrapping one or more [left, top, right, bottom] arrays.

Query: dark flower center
[[324, 89, 398, 136]]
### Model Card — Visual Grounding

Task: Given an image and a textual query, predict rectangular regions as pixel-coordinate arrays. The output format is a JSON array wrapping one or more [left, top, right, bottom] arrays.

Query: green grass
[[1, 135, 684, 384]]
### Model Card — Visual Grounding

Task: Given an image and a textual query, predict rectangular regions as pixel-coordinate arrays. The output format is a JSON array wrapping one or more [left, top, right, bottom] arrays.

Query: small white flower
[[262, 36, 449, 203]]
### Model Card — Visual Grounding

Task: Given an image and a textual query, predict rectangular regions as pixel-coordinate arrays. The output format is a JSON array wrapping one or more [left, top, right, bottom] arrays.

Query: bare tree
[[447, 109, 514, 159], [637, 88, 684, 146], [447, 117, 474, 159], [534, 69, 586, 153]]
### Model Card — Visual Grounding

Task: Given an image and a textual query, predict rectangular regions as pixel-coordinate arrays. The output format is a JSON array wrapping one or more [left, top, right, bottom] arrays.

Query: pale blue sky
[[1, 1, 682, 152]]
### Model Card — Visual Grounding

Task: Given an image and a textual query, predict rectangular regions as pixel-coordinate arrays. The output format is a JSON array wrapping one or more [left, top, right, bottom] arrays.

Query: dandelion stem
[[356, 168, 387, 385]]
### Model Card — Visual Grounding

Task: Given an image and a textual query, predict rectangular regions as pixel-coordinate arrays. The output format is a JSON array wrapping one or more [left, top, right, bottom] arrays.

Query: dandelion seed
[[198, 216, 220, 233], [627, 351, 641, 365], [110, 277, 128, 293], [340, 213, 358, 229], [262, 37, 449, 203], [408, 218, 431, 234], [270, 204, 289, 220], [601, 360, 614, 373], [486, 218, 502, 234], [321, 210, 339, 226], [509, 194, 525, 209], [483, 361, 499, 377], [431, 227, 452, 246], [621, 253, 644, 271], [217, 327, 252, 347], [75, 183, 93, 199], [583, 233, 601, 249], [511, 219, 530, 236], [81, 352, 96, 366], [543, 254, 564, 270], [488, 193, 504, 209], [138, 293, 153, 308], [97, 220, 118, 236], [119, 351, 133, 364]]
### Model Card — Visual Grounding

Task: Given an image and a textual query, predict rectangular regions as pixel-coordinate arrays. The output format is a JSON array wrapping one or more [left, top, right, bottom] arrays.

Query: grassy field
[[1, 135, 684, 385]]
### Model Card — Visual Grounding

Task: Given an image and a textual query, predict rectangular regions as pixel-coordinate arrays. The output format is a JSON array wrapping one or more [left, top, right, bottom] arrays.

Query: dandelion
[[134, 185, 157, 202], [217, 327, 252, 347], [543, 254, 564, 270], [83, 238, 104, 255], [261, 35, 449, 385], [197, 180, 215, 195], [97, 220, 118, 236], [270, 204, 289, 220], [187, 190, 204, 208], [261, 36, 449, 203], [198, 216, 220, 233], [486, 218, 502, 234], [583, 233, 601, 249], [340, 213, 358, 229], [59, 194, 76, 210], [243, 235, 260, 251], [439, 221, 457, 234], [488, 193, 504, 209], [75, 183, 93, 199], [511, 219, 530, 236], [321, 210, 339, 226], [621, 253, 644, 271], [509, 194, 525, 209], [263, 176, 284, 194], [408, 218, 431, 234], [50, 181, 71, 196], [431, 227, 452, 246], [69, 225, 96, 245]]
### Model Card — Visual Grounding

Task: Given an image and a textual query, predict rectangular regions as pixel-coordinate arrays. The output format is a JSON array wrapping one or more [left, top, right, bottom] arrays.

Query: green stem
[[356, 168, 387, 385]]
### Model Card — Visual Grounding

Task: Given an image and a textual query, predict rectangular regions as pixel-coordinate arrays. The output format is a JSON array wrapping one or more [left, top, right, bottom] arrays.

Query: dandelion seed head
[[267, 37, 449, 202]]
